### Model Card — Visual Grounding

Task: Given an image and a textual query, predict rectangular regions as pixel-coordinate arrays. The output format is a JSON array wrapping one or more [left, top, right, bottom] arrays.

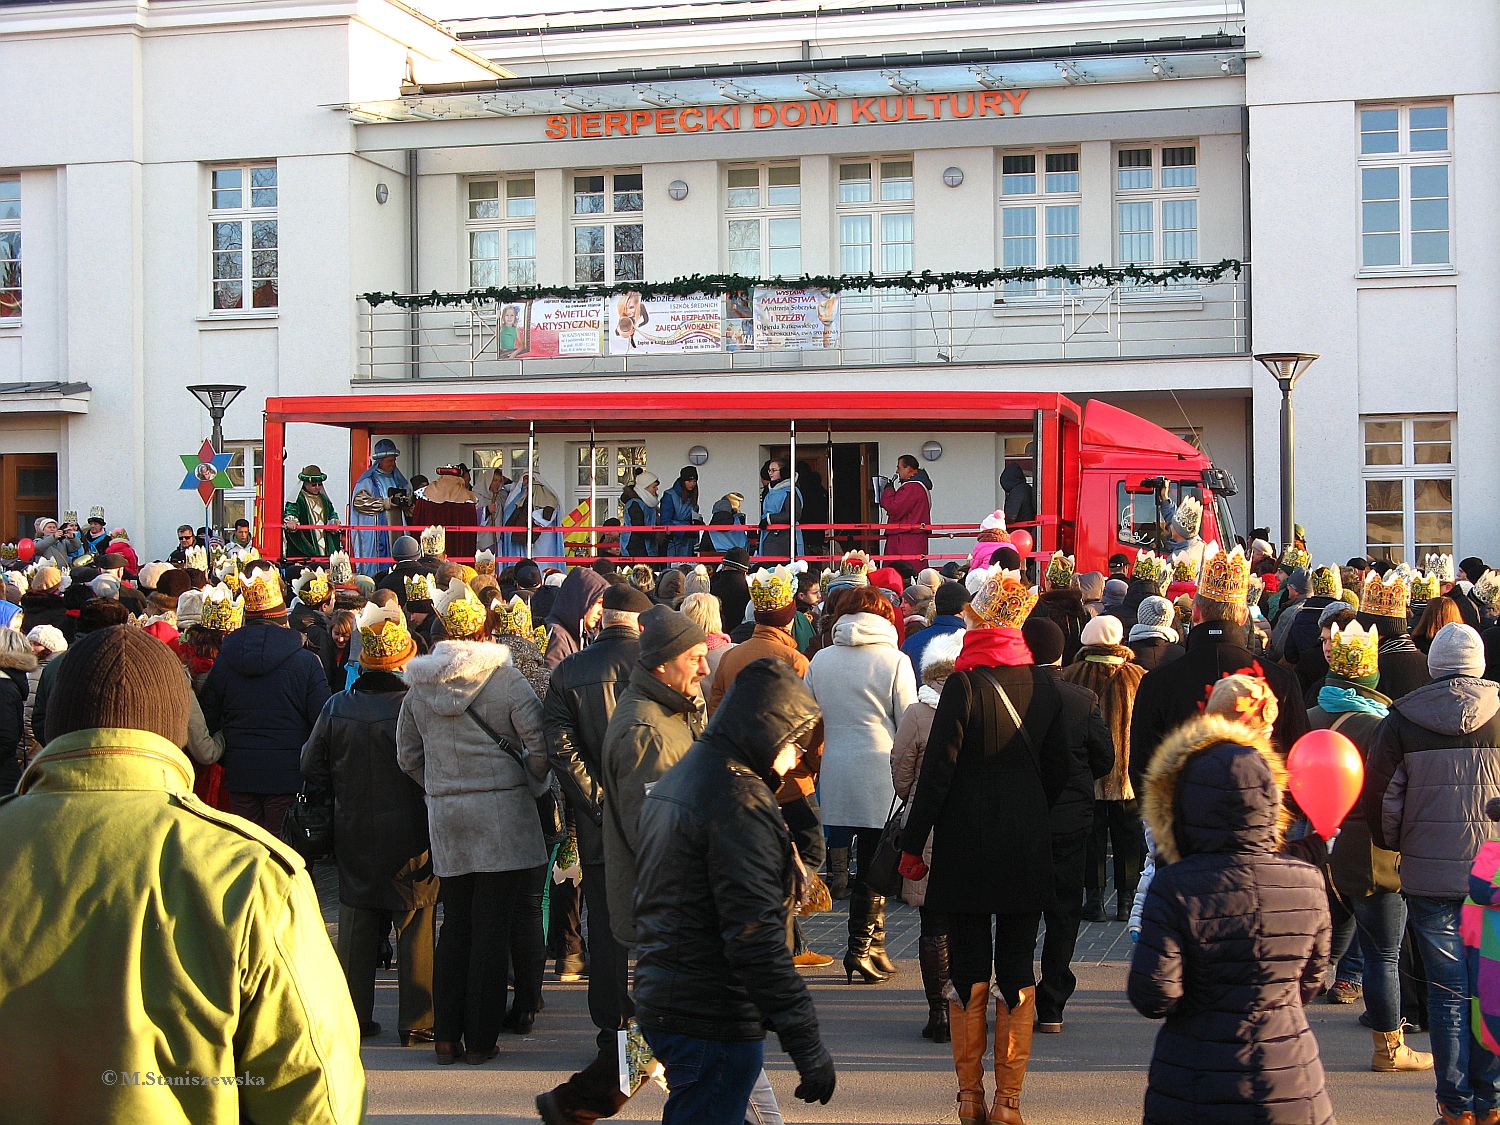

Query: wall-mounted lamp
[[942, 167, 965, 188], [375, 183, 389, 204], [921, 440, 943, 462], [667, 180, 689, 201], [688, 444, 710, 466]]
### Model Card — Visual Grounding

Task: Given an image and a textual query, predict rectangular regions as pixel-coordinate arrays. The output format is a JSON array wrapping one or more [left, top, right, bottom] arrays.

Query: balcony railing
[[357, 277, 1247, 381]]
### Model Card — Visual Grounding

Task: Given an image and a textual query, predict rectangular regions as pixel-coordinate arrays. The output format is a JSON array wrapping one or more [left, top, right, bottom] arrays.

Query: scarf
[[705, 632, 731, 651], [918, 684, 943, 707], [1128, 623, 1179, 645], [1317, 685, 1390, 718], [1085, 652, 1127, 665], [955, 627, 1033, 670]]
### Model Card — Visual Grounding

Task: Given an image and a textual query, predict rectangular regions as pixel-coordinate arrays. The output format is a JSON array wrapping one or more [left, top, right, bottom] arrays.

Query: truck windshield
[[1212, 492, 1237, 547]]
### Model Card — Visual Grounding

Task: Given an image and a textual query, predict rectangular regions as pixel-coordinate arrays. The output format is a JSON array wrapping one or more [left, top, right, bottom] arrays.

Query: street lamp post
[[186, 384, 246, 534], [1252, 353, 1319, 552]]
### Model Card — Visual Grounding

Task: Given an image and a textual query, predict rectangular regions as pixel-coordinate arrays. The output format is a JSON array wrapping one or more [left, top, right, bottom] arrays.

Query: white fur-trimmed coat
[[397, 641, 551, 877]]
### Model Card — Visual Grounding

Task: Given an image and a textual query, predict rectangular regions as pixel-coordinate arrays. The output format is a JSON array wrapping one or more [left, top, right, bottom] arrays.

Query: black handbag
[[280, 789, 335, 861], [864, 794, 909, 899], [463, 706, 567, 844]]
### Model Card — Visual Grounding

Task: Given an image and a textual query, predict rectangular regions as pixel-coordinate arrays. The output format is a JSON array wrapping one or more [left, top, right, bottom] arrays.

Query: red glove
[[898, 852, 928, 881]]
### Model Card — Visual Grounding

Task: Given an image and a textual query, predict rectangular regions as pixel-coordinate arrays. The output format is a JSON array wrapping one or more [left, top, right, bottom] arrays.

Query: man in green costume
[[284, 465, 343, 559]]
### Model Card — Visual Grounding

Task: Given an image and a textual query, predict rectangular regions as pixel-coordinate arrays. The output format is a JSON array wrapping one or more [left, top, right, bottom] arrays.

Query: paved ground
[[314, 864, 1436, 1123]]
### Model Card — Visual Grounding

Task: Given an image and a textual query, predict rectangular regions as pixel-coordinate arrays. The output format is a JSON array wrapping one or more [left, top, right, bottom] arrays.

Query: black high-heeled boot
[[918, 934, 951, 1043], [866, 892, 899, 976], [843, 885, 891, 984]]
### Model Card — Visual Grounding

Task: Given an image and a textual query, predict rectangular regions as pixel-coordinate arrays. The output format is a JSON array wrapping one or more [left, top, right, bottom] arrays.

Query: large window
[[466, 176, 537, 287], [0, 178, 18, 319], [1363, 415, 1454, 562], [998, 149, 1080, 295], [726, 164, 801, 276], [573, 441, 647, 522], [1359, 103, 1451, 271], [210, 164, 277, 311], [1114, 143, 1198, 266], [838, 158, 914, 275], [221, 441, 263, 531], [573, 170, 643, 283]]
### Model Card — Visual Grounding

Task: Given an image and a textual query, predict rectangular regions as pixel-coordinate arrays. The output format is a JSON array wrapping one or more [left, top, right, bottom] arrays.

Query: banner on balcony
[[606, 291, 723, 355], [750, 287, 840, 350], [511, 298, 607, 358]]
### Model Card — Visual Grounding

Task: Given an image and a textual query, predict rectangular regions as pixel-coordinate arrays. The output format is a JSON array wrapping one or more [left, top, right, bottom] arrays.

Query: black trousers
[[336, 903, 435, 1031], [1037, 828, 1089, 1021], [1084, 798, 1143, 897], [433, 867, 541, 1051], [510, 863, 548, 1018], [948, 910, 1043, 1008]]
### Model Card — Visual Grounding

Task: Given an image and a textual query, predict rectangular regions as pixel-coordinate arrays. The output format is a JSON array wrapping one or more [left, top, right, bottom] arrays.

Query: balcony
[[356, 276, 1247, 382]]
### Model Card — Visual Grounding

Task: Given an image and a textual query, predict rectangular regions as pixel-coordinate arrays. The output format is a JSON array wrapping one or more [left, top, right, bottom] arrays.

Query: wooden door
[[1, 453, 58, 542]]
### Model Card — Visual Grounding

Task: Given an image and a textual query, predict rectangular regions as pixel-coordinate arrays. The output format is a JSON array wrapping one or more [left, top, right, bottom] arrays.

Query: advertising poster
[[607, 291, 724, 355], [724, 292, 755, 351], [514, 298, 606, 358], [752, 287, 840, 349]]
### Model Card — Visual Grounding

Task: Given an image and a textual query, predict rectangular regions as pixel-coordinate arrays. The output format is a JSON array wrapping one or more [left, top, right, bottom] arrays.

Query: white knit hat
[[979, 510, 1007, 532], [25, 624, 67, 653], [1079, 614, 1123, 648]]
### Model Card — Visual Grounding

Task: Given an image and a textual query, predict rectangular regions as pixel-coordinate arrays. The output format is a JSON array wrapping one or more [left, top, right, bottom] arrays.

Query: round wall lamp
[[667, 180, 690, 201], [942, 167, 965, 188], [688, 444, 710, 466], [921, 440, 943, 461], [375, 183, 389, 204]]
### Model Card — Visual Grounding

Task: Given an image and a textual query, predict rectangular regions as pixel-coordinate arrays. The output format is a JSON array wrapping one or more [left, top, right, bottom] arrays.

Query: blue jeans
[[1351, 892, 1407, 1031], [1407, 895, 1500, 1114], [643, 1029, 766, 1125]]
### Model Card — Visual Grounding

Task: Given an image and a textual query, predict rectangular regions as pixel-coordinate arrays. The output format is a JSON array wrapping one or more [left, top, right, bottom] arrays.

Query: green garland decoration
[[362, 259, 1243, 310]]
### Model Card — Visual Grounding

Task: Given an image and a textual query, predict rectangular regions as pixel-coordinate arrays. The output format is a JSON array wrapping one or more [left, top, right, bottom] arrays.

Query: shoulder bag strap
[[463, 701, 528, 771], [970, 666, 1042, 776], [1328, 711, 1356, 734]]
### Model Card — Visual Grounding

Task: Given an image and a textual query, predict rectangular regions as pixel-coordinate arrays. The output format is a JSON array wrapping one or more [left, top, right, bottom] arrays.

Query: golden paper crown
[[435, 582, 487, 637], [404, 572, 436, 604], [818, 567, 838, 594], [420, 525, 446, 558], [971, 570, 1036, 629], [1309, 565, 1343, 599], [62, 510, 78, 526], [474, 548, 497, 576], [1044, 552, 1075, 592], [1246, 573, 1265, 607], [1171, 494, 1202, 539], [1425, 553, 1455, 584], [295, 566, 331, 605], [489, 594, 533, 637], [183, 545, 208, 572], [200, 582, 244, 632], [328, 550, 353, 586], [1280, 544, 1309, 570], [1131, 550, 1169, 585], [356, 602, 415, 668], [1361, 571, 1409, 618], [222, 568, 241, 593], [840, 550, 873, 576], [749, 565, 796, 611], [1198, 543, 1250, 604], [88, 505, 105, 522], [1172, 556, 1198, 584], [1328, 621, 1380, 680], [1474, 570, 1500, 615], [0, 543, 15, 561], [1411, 571, 1441, 603], [241, 565, 285, 614]]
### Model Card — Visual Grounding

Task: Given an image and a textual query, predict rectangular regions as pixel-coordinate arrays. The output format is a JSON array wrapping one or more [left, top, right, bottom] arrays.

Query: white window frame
[[996, 148, 1081, 300], [571, 169, 644, 284], [837, 156, 915, 279], [1113, 142, 1199, 269], [209, 163, 278, 313], [1361, 414, 1455, 563], [0, 175, 18, 320], [465, 175, 537, 288], [571, 440, 648, 523], [725, 163, 802, 278], [221, 440, 263, 532], [1357, 102, 1453, 275]]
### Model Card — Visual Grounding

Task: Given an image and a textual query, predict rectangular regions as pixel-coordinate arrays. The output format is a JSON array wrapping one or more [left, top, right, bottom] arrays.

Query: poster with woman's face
[[607, 291, 724, 355]]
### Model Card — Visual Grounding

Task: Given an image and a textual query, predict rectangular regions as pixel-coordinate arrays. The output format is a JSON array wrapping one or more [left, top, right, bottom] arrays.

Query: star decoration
[[180, 439, 234, 505]]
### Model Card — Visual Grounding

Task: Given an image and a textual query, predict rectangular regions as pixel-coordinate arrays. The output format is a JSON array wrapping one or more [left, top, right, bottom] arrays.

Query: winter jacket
[[1128, 622, 1310, 794], [1307, 684, 1401, 899], [0, 660, 31, 794], [1128, 714, 1332, 1125], [1364, 674, 1500, 899], [1282, 596, 1338, 691], [1127, 634, 1185, 670], [1357, 617, 1432, 700], [543, 623, 640, 865], [891, 691, 939, 906], [600, 665, 706, 947], [804, 613, 917, 829], [543, 565, 610, 670], [760, 480, 803, 559], [0, 727, 364, 1124], [878, 478, 930, 564], [33, 532, 83, 570], [658, 481, 702, 557], [1046, 672, 1115, 836], [1038, 589, 1091, 668], [633, 660, 822, 1043], [17, 591, 68, 636], [901, 614, 965, 678], [200, 620, 332, 794], [1057, 643, 1145, 802], [710, 567, 752, 632], [396, 641, 550, 878], [1000, 462, 1036, 526], [902, 663, 1073, 915], [620, 485, 659, 558], [301, 670, 437, 912]]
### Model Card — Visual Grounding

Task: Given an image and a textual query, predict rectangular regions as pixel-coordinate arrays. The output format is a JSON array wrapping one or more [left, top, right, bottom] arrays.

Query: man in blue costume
[[350, 438, 411, 576]]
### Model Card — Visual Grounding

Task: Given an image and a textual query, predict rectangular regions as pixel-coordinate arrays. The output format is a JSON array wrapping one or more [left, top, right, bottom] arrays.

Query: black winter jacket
[[17, 593, 69, 638], [543, 624, 640, 865], [301, 670, 437, 912], [633, 660, 822, 1043], [0, 666, 28, 794], [1127, 636, 1184, 670], [1129, 715, 1332, 1125], [1046, 672, 1113, 837], [710, 569, 751, 635], [1356, 614, 1432, 701], [1282, 596, 1338, 691], [200, 620, 332, 794]]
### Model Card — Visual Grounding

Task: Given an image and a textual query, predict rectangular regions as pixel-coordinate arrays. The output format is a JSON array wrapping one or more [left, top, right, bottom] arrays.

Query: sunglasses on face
[[179, 535, 194, 542]]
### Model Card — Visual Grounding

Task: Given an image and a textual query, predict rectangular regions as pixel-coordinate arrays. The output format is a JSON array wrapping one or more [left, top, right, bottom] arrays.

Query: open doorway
[[764, 441, 878, 556]]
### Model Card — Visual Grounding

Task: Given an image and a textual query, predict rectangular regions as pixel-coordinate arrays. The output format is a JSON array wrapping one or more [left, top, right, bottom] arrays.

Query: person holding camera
[[351, 438, 412, 576]]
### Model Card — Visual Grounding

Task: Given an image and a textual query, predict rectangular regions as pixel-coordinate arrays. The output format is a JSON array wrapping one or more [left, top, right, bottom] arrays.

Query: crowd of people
[[4, 490, 1500, 1125]]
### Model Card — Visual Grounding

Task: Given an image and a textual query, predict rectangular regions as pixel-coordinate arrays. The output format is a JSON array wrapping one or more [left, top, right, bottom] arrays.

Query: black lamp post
[[187, 384, 246, 533], [1252, 353, 1319, 552]]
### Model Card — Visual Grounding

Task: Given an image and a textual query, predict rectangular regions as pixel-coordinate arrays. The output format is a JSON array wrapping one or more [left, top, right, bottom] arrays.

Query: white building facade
[[0, 0, 1495, 566]]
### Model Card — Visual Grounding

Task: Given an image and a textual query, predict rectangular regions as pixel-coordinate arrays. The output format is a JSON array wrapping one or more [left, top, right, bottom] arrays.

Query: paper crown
[[88, 506, 105, 522], [1044, 552, 1075, 592], [221, 567, 241, 593], [404, 572, 436, 604], [1474, 570, 1500, 614], [241, 564, 285, 614], [1309, 565, 1343, 600], [818, 567, 838, 594], [1198, 542, 1250, 604], [328, 550, 353, 586], [840, 550, 873, 576], [1171, 494, 1202, 539], [474, 548, 497, 576], [749, 564, 796, 611], [1411, 571, 1441, 603], [970, 569, 1036, 629], [1246, 573, 1265, 607], [1172, 556, 1198, 584], [489, 593, 533, 637], [420, 525, 446, 557], [183, 545, 208, 572], [0, 543, 15, 561], [356, 602, 415, 668], [61, 510, 78, 526], [1131, 550, 1169, 585], [1328, 621, 1381, 680], [200, 582, 245, 632], [294, 566, 331, 605], [434, 582, 488, 637], [1280, 544, 1310, 570], [1361, 570, 1409, 619], [1426, 553, 1456, 584]]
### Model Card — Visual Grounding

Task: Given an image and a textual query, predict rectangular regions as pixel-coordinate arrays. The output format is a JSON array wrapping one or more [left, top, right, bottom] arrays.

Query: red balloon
[[1009, 529, 1034, 558], [14, 538, 33, 563], [1286, 728, 1365, 840]]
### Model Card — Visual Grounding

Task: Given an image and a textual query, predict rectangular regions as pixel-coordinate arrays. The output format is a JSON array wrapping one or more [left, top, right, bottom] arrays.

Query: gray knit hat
[[1429, 622, 1485, 680], [1136, 595, 1176, 629], [392, 535, 421, 563], [638, 605, 707, 668]]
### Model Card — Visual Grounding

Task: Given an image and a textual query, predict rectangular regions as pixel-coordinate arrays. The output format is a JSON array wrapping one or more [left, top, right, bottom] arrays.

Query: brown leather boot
[[1434, 1105, 1477, 1125], [989, 986, 1036, 1125], [1371, 1028, 1433, 1072], [948, 981, 989, 1125]]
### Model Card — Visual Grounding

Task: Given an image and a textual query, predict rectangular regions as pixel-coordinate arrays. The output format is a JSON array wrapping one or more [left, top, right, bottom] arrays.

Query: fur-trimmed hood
[[0, 647, 37, 673], [1142, 713, 1290, 865], [402, 639, 513, 716], [919, 628, 965, 686]]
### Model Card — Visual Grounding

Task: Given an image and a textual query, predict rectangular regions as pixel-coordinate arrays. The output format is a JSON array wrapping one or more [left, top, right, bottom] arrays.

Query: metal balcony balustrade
[[357, 276, 1247, 381]]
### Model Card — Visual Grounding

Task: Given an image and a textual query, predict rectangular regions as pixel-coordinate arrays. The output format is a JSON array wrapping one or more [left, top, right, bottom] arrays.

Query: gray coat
[[397, 640, 551, 878]]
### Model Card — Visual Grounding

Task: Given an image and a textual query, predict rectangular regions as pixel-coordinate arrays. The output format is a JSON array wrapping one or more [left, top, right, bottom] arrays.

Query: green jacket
[[0, 727, 365, 1124]]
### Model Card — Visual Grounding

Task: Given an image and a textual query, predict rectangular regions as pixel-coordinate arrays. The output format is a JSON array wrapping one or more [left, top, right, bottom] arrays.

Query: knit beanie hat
[[25, 624, 67, 654], [1429, 621, 1485, 680], [353, 574, 377, 598], [77, 598, 131, 635], [1022, 616, 1065, 666], [916, 568, 943, 594], [392, 535, 421, 563], [89, 574, 121, 600], [1079, 614, 1123, 648], [47, 625, 190, 747], [176, 589, 204, 628], [1076, 571, 1105, 604], [638, 604, 707, 668], [1136, 596, 1176, 629], [138, 561, 172, 593], [1103, 578, 1128, 609], [154, 569, 195, 599]]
